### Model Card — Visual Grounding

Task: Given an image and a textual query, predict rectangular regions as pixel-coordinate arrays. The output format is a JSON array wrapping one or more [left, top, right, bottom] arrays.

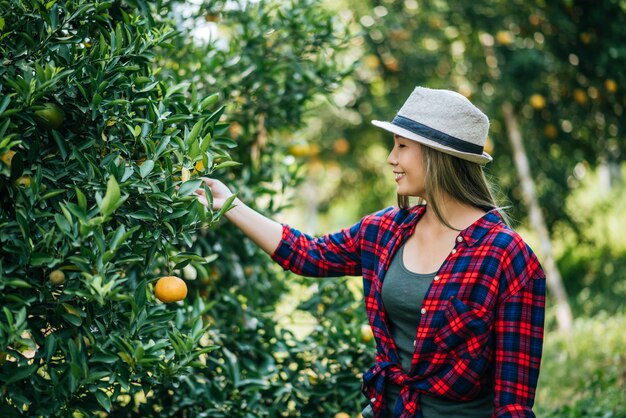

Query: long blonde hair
[[397, 146, 509, 229]]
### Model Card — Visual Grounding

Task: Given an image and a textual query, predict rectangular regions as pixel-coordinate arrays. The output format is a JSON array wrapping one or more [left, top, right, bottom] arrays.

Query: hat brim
[[372, 120, 492, 165]]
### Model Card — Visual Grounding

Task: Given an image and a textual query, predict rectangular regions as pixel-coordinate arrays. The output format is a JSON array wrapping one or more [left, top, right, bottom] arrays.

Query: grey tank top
[[378, 243, 494, 418]]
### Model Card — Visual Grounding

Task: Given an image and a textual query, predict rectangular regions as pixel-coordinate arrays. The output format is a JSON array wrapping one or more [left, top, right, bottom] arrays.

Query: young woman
[[194, 87, 546, 418]]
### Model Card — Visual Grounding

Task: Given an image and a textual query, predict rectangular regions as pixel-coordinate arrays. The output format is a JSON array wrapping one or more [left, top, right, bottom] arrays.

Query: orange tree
[[0, 0, 236, 415], [1, 0, 374, 416]]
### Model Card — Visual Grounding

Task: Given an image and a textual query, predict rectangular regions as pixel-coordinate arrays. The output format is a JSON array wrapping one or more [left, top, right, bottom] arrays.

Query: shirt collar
[[399, 205, 504, 247], [460, 209, 504, 247]]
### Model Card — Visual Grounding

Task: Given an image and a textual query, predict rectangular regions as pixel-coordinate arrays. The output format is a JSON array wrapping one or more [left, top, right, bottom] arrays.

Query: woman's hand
[[194, 177, 282, 255], [194, 177, 235, 210]]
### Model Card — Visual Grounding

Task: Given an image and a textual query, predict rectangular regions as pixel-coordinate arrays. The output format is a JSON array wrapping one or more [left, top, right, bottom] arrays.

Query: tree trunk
[[501, 102, 573, 335]]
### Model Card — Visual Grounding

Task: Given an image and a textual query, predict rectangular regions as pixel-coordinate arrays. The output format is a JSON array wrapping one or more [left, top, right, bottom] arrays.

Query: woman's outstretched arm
[[194, 177, 283, 255]]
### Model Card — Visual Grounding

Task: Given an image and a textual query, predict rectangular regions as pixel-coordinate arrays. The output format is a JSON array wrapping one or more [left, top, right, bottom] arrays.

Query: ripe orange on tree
[[15, 175, 31, 187], [529, 94, 546, 110], [605, 79, 617, 94], [155, 276, 188, 303], [334, 413, 351, 418], [333, 138, 350, 155], [49, 269, 65, 285], [1, 150, 16, 167], [360, 323, 374, 343], [573, 89, 588, 105]]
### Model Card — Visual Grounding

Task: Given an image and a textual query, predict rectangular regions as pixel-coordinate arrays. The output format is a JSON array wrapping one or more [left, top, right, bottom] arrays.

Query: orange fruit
[[529, 94, 546, 110], [1, 150, 16, 167], [605, 79, 617, 94], [15, 176, 31, 187], [49, 269, 65, 285], [333, 138, 350, 155], [155, 276, 187, 303], [544, 124, 558, 139], [334, 413, 350, 418], [288, 143, 311, 158], [495, 31, 513, 46], [573, 89, 587, 105], [34, 103, 65, 130], [360, 324, 374, 343], [579, 32, 591, 44]]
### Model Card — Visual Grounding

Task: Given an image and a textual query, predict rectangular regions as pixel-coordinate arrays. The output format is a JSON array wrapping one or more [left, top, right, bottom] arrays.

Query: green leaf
[[212, 160, 242, 171], [91, 353, 119, 364], [99, 175, 121, 217], [187, 119, 203, 147], [75, 187, 87, 210], [177, 179, 202, 197], [4, 363, 38, 385], [6, 279, 32, 288], [62, 313, 82, 327], [200, 92, 219, 110], [0, 95, 10, 116], [95, 390, 112, 413], [139, 159, 155, 178], [9, 152, 24, 179], [214, 193, 238, 221]]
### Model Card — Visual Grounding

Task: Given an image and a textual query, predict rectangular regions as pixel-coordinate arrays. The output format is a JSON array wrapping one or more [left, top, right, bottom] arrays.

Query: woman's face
[[387, 134, 426, 198]]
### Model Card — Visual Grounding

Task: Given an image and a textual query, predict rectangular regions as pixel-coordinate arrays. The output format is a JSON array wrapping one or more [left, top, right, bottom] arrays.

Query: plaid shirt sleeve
[[270, 218, 365, 277], [493, 238, 546, 418]]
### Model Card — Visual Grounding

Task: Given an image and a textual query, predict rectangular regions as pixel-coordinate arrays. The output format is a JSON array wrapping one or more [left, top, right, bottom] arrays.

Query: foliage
[[0, 0, 233, 415], [536, 311, 626, 417], [552, 166, 626, 317]]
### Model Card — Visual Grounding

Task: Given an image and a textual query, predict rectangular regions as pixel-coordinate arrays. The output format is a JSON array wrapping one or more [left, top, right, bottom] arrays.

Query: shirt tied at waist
[[362, 361, 423, 418]]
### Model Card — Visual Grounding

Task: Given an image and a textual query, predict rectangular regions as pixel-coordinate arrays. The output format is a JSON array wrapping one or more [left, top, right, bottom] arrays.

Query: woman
[[194, 87, 546, 418]]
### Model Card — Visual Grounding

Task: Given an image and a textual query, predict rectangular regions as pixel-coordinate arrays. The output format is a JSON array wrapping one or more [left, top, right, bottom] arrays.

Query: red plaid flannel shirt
[[271, 205, 546, 418]]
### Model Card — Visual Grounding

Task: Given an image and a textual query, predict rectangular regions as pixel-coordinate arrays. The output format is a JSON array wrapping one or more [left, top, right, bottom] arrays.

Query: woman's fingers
[[199, 177, 215, 186]]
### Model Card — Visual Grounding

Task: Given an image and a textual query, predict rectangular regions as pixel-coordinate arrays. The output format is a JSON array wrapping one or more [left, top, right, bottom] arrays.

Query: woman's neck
[[421, 194, 487, 233]]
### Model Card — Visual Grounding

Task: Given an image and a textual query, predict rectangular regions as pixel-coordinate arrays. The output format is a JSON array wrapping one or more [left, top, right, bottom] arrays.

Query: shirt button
[[420, 308, 427, 315], [457, 236, 463, 242], [433, 275, 440, 281], [451, 248, 457, 254]]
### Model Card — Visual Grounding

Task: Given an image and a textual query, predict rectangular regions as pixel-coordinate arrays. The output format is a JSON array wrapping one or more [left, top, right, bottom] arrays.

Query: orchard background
[[1, 1, 625, 417]]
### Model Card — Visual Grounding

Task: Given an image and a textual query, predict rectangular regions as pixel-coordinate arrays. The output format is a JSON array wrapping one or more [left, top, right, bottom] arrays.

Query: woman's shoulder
[[481, 217, 545, 294], [486, 218, 536, 259]]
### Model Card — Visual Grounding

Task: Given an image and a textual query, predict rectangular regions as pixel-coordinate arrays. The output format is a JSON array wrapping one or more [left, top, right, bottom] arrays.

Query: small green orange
[[34, 103, 65, 130]]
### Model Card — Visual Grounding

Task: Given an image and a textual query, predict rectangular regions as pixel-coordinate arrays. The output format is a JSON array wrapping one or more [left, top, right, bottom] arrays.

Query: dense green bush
[[0, 0, 234, 415]]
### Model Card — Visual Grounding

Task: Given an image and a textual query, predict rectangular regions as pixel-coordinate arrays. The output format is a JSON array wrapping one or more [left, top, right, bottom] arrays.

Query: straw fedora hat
[[372, 86, 492, 164]]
